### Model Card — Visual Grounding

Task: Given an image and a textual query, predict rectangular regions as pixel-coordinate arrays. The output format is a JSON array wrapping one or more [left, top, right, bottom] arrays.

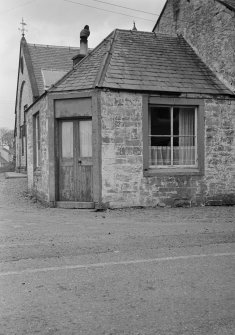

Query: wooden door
[[58, 119, 93, 202]]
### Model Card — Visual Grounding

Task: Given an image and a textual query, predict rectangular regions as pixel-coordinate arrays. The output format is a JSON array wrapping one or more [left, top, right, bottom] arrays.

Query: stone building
[[14, 35, 79, 172], [24, 28, 235, 208], [153, 0, 235, 93]]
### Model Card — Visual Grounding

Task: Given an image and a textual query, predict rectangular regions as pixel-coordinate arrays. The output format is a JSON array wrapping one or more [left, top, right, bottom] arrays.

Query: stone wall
[[26, 95, 50, 202], [101, 91, 235, 208], [101, 91, 144, 207], [154, 0, 235, 92], [204, 98, 235, 204]]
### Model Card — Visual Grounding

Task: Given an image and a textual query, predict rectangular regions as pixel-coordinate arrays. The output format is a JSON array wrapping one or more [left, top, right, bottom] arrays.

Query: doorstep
[[56, 201, 95, 209]]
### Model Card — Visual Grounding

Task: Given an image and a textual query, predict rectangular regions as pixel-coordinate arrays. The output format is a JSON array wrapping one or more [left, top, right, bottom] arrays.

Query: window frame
[[143, 96, 205, 176], [33, 112, 41, 169]]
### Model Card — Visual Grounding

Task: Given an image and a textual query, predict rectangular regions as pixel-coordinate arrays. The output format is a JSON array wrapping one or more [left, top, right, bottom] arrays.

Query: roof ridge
[[114, 28, 176, 37], [49, 30, 116, 91], [27, 43, 79, 49], [94, 29, 117, 88]]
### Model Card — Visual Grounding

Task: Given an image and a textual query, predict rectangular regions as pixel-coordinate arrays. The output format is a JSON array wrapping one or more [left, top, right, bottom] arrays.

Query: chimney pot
[[79, 25, 90, 56], [80, 25, 90, 38]]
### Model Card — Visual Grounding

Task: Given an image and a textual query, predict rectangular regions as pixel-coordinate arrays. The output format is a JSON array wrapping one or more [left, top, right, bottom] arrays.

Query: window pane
[[173, 107, 195, 165], [62, 122, 73, 158], [151, 107, 171, 135], [173, 108, 179, 136], [150, 107, 171, 166], [35, 114, 40, 167], [174, 107, 195, 137], [150, 144, 171, 166], [79, 120, 92, 157]]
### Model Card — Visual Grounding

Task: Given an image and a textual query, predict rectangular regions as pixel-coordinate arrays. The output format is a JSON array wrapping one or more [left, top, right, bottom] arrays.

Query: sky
[[0, 0, 166, 130]]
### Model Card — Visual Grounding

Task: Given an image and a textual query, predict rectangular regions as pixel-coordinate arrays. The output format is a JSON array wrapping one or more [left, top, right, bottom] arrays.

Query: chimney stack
[[80, 25, 90, 55], [72, 25, 90, 66]]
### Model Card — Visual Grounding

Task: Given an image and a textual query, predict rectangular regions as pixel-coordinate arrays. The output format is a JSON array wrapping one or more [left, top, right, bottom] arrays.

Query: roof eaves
[[94, 29, 117, 88], [24, 91, 47, 114], [99, 84, 234, 96], [152, 0, 169, 32]]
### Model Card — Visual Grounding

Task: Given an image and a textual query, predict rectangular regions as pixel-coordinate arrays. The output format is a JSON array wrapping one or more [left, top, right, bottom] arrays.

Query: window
[[79, 120, 92, 157], [20, 125, 25, 156], [34, 113, 41, 168], [61, 121, 73, 159], [21, 105, 28, 157], [20, 56, 24, 74], [143, 97, 204, 175], [150, 106, 196, 166]]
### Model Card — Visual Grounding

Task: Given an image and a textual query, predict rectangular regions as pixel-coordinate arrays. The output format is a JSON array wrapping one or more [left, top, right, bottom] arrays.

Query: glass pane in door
[[61, 121, 73, 158], [79, 120, 92, 157]]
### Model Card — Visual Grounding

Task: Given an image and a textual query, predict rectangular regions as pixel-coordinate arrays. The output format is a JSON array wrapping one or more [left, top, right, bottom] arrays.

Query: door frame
[[47, 91, 102, 207]]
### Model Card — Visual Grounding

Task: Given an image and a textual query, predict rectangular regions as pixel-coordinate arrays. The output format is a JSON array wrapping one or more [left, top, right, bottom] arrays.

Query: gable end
[[21, 38, 39, 99]]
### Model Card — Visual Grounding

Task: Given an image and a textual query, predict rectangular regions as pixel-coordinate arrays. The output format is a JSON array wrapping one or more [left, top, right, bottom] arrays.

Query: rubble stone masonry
[[154, 0, 235, 93], [26, 95, 50, 202], [101, 91, 235, 208]]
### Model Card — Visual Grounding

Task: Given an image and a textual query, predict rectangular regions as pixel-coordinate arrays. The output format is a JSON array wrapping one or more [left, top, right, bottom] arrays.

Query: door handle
[[78, 160, 82, 164]]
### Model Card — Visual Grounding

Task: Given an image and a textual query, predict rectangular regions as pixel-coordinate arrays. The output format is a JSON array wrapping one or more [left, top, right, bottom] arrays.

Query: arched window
[[19, 81, 25, 125], [18, 81, 26, 157]]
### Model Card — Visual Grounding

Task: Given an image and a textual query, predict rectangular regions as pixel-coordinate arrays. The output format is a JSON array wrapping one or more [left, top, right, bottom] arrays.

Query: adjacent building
[[14, 35, 79, 172], [153, 0, 235, 92]]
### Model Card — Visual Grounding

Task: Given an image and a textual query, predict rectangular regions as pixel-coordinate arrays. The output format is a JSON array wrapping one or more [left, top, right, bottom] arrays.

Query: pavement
[[0, 172, 234, 335]]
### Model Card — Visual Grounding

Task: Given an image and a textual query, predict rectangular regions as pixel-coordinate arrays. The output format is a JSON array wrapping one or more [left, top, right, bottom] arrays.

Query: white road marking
[[0, 252, 234, 277]]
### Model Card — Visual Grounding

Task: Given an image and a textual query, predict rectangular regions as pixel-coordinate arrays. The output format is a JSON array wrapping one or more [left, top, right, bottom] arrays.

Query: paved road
[[0, 173, 235, 334]]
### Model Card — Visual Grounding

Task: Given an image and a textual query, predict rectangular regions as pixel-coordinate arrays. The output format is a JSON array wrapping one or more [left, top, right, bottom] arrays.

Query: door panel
[[78, 165, 93, 202], [58, 119, 93, 202], [59, 164, 75, 201]]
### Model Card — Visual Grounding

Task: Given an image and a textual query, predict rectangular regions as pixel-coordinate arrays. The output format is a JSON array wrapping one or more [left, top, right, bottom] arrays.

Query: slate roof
[[26, 43, 79, 96], [51, 29, 232, 95]]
